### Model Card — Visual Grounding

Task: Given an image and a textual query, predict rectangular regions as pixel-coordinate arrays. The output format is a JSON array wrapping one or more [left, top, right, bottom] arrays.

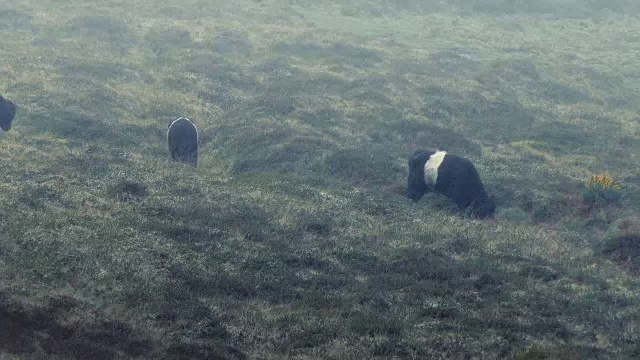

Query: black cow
[[0, 96, 16, 131], [167, 117, 199, 166], [407, 149, 495, 219]]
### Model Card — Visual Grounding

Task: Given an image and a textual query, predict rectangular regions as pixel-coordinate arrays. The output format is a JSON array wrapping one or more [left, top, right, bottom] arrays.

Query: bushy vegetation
[[582, 173, 623, 208], [1, 0, 640, 359]]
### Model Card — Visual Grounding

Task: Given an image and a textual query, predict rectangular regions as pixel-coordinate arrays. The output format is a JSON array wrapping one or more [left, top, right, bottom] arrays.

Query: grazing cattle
[[407, 149, 495, 219], [0, 96, 16, 131], [167, 117, 199, 166]]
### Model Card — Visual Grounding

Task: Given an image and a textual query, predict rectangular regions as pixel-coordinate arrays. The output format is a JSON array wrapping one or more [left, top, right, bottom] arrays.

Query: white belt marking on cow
[[424, 151, 447, 187]]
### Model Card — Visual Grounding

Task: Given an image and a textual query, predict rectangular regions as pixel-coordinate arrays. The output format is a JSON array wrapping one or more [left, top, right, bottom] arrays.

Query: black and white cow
[[167, 117, 199, 166], [407, 149, 495, 219], [0, 96, 16, 131]]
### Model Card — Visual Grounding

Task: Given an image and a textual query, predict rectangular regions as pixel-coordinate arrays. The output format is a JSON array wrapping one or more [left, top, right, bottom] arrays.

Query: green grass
[[1, 0, 640, 359]]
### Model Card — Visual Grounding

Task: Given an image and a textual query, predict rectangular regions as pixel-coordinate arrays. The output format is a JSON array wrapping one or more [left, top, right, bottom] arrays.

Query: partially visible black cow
[[407, 149, 495, 219], [167, 117, 199, 166], [0, 96, 16, 131]]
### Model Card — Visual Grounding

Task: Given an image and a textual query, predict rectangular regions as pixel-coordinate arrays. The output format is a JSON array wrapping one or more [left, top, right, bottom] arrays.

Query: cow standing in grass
[[0, 96, 16, 131], [407, 149, 495, 219], [167, 117, 199, 166]]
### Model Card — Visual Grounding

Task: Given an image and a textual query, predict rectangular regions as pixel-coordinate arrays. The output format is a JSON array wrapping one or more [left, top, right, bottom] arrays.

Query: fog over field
[[1, 0, 640, 359]]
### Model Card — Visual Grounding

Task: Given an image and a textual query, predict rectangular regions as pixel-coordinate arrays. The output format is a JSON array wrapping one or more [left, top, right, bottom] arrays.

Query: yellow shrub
[[583, 173, 622, 207]]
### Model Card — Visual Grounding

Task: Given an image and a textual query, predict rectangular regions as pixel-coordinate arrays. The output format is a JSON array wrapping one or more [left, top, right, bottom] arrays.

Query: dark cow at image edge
[[0, 96, 16, 131]]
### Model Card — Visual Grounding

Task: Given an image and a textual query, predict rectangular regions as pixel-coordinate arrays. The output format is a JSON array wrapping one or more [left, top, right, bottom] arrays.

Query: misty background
[[0, 0, 639, 359]]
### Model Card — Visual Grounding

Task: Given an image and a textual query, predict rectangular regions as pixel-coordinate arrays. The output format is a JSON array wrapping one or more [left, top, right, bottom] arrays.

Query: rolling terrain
[[1, 0, 640, 358]]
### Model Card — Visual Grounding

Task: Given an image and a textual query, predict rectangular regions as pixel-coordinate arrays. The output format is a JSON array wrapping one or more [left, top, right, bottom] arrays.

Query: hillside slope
[[1, 1, 639, 358]]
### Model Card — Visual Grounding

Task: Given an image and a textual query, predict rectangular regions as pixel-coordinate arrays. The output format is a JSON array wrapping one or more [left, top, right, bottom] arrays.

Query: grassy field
[[1, 0, 640, 358]]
